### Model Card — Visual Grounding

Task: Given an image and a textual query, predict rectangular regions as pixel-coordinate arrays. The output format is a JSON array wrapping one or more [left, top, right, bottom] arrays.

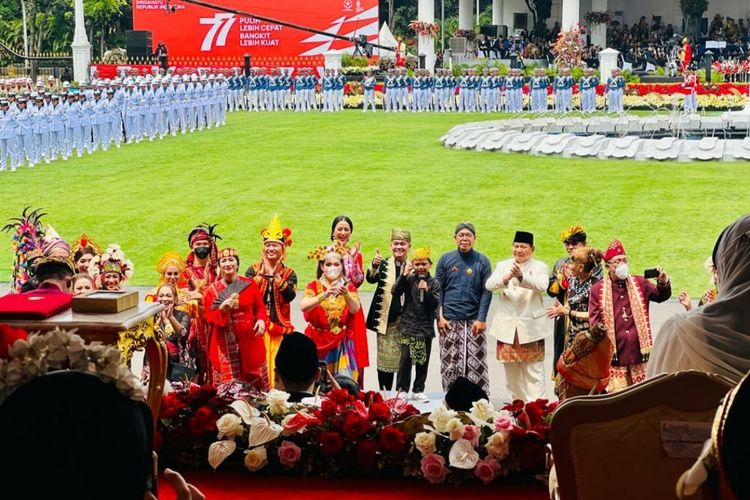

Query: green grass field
[[1, 110, 747, 294]]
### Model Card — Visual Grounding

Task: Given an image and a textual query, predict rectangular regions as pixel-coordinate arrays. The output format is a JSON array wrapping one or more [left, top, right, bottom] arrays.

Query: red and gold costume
[[303, 280, 364, 380], [245, 215, 297, 387], [204, 269, 269, 389], [304, 244, 366, 380], [589, 240, 671, 392], [182, 223, 220, 383]]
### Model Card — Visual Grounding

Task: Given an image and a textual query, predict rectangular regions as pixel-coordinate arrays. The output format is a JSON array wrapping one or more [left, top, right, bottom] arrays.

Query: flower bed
[[157, 382, 555, 485]]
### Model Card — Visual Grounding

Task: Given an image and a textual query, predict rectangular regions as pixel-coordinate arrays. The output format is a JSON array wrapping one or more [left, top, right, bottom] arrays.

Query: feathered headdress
[[260, 214, 292, 247], [307, 242, 348, 262], [71, 233, 102, 258], [186, 222, 221, 268], [2, 207, 47, 293], [560, 224, 587, 244], [89, 244, 134, 281]]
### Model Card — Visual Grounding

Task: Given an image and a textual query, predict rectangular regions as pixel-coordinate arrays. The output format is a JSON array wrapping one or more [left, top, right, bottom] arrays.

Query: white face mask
[[325, 267, 340, 280], [615, 263, 629, 280]]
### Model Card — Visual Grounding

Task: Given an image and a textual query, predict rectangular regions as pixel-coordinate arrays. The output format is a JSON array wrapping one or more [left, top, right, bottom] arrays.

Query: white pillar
[[590, 24, 606, 48], [492, 0, 504, 28], [324, 50, 343, 70], [71, 0, 91, 83], [458, 0, 473, 30], [418, 0, 436, 72], [599, 47, 619, 81], [561, 0, 580, 31], [589, 0, 607, 47]]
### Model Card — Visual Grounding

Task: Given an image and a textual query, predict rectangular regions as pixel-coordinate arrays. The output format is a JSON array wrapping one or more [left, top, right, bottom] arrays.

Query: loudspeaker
[[480, 25, 498, 37], [126, 30, 152, 57]]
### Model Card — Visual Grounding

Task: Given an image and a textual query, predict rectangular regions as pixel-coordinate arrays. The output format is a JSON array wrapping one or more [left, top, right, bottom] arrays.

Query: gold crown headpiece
[[156, 251, 185, 274], [217, 248, 239, 260], [412, 247, 432, 261], [307, 242, 347, 262], [260, 214, 292, 247], [560, 224, 586, 243]]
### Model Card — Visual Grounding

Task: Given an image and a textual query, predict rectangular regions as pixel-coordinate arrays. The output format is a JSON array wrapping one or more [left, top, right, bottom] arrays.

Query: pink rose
[[462, 425, 480, 448], [474, 458, 498, 485], [277, 440, 302, 468], [420, 453, 448, 484], [494, 415, 513, 432]]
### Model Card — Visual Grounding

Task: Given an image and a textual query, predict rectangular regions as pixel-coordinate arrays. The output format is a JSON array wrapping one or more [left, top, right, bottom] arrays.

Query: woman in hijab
[[648, 214, 750, 384]]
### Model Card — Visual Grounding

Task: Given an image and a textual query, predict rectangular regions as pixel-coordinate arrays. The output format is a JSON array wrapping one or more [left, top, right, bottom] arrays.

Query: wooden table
[[3, 302, 167, 426]]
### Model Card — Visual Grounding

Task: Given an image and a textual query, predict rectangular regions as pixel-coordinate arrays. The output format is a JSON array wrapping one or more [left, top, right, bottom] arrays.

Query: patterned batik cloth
[[607, 362, 647, 392], [496, 334, 545, 364], [377, 323, 403, 373], [440, 320, 489, 393]]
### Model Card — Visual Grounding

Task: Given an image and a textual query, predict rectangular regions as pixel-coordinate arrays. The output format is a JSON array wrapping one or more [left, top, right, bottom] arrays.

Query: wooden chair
[[549, 370, 733, 500]]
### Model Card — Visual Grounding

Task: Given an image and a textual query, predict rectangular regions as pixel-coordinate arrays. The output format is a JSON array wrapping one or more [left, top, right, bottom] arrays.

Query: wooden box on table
[[2, 300, 166, 427]]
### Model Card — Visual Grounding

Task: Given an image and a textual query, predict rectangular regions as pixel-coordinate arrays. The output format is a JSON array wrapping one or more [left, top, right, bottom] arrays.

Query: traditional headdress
[[188, 223, 221, 247], [89, 244, 134, 281], [155, 251, 185, 275], [560, 224, 587, 244], [40, 225, 71, 259], [603, 239, 626, 262], [307, 242, 348, 262], [34, 255, 76, 277], [391, 228, 411, 243], [2, 207, 47, 293], [514, 231, 535, 246], [186, 223, 221, 268], [260, 215, 292, 247], [71, 233, 102, 259], [454, 222, 475, 235], [412, 247, 432, 261], [217, 248, 239, 260]]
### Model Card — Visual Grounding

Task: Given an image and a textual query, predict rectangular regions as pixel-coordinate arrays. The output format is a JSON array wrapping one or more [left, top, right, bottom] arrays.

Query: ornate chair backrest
[[550, 370, 733, 500]]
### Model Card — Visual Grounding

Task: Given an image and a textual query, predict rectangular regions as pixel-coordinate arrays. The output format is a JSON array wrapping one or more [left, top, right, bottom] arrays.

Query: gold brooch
[[466, 268, 473, 276]]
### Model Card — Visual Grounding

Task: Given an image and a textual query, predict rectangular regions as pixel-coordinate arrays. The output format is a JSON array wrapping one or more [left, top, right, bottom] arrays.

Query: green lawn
[[1, 110, 747, 295]]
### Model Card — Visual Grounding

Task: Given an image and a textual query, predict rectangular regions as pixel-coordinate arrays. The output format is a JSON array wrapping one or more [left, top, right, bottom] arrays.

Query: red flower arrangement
[[158, 384, 556, 485]]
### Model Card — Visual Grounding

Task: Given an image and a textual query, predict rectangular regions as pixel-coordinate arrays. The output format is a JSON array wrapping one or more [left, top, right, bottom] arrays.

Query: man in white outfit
[[486, 231, 550, 402]]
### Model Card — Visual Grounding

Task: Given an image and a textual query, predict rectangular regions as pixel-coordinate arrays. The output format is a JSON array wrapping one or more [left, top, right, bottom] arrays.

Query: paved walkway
[[1, 282, 687, 408]]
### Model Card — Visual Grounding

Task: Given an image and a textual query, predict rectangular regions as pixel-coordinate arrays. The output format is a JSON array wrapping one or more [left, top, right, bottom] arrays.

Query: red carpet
[[157, 470, 548, 499]]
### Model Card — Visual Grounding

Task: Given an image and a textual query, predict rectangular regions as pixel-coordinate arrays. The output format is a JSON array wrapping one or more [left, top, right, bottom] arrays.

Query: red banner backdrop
[[133, 0, 379, 67]]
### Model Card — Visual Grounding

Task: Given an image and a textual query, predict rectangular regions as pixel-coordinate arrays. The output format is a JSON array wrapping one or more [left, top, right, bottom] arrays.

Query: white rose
[[414, 432, 437, 456], [485, 431, 510, 460], [428, 405, 458, 433], [446, 418, 466, 441], [266, 389, 291, 416], [244, 446, 268, 472], [217, 413, 244, 440], [470, 398, 495, 423]]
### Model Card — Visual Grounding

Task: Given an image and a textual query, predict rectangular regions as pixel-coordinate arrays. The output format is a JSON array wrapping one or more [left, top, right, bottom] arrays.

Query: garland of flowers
[[0, 328, 146, 402], [156, 382, 556, 484], [408, 20, 440, 38], [583, 11, 613, 26], [552, 26, 585, 69]]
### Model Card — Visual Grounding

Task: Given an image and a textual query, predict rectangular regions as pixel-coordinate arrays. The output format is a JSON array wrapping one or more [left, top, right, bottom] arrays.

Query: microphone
[[418, 279, 425, 303]]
